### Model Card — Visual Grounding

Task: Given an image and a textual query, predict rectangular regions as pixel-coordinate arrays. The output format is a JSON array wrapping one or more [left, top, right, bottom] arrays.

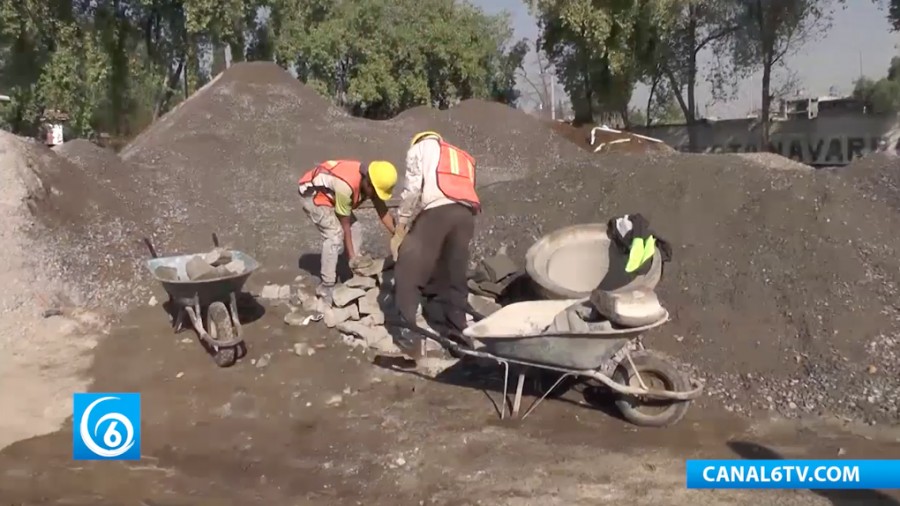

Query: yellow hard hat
[[410, 131, 442, 147], [367, 161, 397, 201]]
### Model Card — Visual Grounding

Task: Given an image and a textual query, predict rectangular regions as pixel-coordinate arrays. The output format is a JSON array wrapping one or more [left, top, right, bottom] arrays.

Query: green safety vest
[[625, 235, 656, 273]]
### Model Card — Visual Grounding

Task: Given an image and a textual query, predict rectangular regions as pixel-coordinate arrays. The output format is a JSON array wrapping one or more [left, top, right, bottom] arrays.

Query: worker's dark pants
[[394, 204, 475, 338]]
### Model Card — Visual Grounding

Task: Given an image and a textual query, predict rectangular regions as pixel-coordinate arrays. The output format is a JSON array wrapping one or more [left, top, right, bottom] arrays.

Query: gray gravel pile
[[118, 62, 584, 274], [392, 99, 589, 186], [1, 132, 149, 312], [473, 151, 900, 423]]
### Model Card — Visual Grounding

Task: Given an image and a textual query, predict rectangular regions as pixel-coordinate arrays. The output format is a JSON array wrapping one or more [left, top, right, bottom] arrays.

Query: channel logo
[[72, 393, 141, 460]]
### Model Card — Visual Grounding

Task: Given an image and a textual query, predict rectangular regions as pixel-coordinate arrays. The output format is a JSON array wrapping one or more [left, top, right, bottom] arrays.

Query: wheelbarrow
[[397, 297, 703, 427], [144, 234, 259, 367]]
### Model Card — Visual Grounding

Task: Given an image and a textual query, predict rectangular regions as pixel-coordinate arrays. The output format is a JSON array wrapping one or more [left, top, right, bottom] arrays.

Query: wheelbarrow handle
[[142, 237, 158, 258]]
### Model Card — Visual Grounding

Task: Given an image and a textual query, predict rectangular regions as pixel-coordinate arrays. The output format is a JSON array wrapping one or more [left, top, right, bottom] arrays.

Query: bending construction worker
[[390, 131, 480, 360], [298, 160, 398, 303]]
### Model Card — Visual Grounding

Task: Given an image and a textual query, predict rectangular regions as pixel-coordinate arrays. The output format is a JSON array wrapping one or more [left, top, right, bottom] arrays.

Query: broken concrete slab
[[223, 259, 245, 274], [353, 257, 385, 277], [481, 254, 518, 283], [345, 275, 376, 289], [284, 310, 310, 326], [154, 265, 179, 281], [260, 284, 290, 299], [358, 289, 381, 315], [332, 285, 367, 307], [360, 312, 385, 326], [324, 305, 360, 327], [336, 321, 392, 347], [468, 294, 502, 317], [204, 247, 233, 266], [468, 279, 504, 297], [185, 256, 215, 280]]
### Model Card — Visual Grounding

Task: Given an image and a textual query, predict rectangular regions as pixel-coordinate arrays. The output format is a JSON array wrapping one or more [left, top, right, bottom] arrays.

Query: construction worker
[[390, 132, 479, 360], [298, 160, 398, 303]]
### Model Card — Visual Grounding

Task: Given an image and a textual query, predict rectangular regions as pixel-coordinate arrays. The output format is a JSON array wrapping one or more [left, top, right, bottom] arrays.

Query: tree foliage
[[712, 0, 842, 145], [271, 0, 525, 118], [853, 56, 900, 113], [530, 0, 677, 124], [0, 0, 524, 139]]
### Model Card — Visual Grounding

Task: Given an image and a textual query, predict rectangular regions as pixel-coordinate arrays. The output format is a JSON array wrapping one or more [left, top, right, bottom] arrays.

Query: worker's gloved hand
[[390, 224, 408, 261], [349, 254, 374, 274]]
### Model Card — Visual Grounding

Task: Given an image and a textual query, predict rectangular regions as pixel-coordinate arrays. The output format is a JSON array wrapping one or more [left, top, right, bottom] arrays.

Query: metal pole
[[550, 73, 556, 120]]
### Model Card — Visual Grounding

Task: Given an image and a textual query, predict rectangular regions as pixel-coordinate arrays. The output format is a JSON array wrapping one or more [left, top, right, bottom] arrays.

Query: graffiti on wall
[[673, 135, 900, 166]]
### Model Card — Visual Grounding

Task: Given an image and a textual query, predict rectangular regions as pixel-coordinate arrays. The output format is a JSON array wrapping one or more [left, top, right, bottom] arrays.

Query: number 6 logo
[[79, 396, 135, 458]]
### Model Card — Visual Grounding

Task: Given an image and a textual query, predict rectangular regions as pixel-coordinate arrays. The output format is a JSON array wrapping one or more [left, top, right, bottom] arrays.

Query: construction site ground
[[3, 62, 900, 504], [2, 296, 900, 506]]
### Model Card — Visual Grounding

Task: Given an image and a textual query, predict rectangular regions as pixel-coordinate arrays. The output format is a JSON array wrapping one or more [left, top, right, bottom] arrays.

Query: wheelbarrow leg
[[173, 308, 187, 333], [499, 361, 510, 420], [184, 305, 205, 338], [228, 292, 242, 338], [511, 373, 526, 418]]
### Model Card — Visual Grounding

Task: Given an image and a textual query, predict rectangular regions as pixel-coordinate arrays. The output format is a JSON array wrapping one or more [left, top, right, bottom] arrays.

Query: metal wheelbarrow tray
[[144, 235, 259, 368], [449, 298, 704, 427]]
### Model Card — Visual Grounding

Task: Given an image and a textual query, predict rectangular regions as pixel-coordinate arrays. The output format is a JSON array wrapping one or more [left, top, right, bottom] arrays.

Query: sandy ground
[[2, 287, 899, 506]]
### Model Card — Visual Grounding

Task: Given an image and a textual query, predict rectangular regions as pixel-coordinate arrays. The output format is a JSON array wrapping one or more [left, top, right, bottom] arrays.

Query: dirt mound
[[121, 62, 403, 268], [55, 138, 123, 173], [120, 63, 594, 269], [840, 152, 900, 213], [0, 133, 149, 310], [392, 99, 588, 185], [54, 139, 153, 218], [550, 121, 674, 153], [474, 152, 900, 423], [0, 131, 102, 449], [734, 152, 812, 171]]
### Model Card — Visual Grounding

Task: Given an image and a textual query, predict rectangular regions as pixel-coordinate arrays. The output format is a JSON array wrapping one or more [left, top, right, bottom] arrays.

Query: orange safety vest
[[434, 140, 480, 213], [297, 160, 366, 208]]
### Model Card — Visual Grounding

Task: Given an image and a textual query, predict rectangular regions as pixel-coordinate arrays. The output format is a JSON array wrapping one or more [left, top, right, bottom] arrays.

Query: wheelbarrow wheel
[[207, 302, 238, 368], [611, 351, 691, 428]]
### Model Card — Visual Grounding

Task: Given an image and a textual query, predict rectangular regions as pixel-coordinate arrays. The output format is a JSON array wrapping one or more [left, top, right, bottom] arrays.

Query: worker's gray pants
[[300, 196, 363, 285]]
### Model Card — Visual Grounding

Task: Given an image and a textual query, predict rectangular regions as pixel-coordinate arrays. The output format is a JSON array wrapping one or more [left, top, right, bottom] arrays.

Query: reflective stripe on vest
[[435, 140, 480, 212], [298, 160, 364, 208], [625, 235, 656, 273]]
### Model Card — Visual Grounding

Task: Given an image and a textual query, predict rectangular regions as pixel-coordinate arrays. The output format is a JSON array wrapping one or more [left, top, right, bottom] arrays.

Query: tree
[[853, 56, 900, 113], [517, 41, 556, 117], [270, 0, 525, 118], [531, 0, 678, 125], [717, 0, 842, 146], [645, 0, 739, 147], [0, 0, 524, 138]]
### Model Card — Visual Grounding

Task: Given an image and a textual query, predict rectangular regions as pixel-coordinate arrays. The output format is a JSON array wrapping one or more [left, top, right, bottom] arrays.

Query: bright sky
[[473, 0, 900, 119]]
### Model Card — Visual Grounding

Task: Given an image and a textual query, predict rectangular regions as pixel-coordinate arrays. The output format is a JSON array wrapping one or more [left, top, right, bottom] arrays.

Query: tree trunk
[[761, 55, 772, 148], [646, 73, 658, 127], [686, 12, 697, 123]]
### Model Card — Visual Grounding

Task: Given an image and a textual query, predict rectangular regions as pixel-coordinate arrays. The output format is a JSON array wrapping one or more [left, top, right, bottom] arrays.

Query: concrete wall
[[631, 113, 900, 166]]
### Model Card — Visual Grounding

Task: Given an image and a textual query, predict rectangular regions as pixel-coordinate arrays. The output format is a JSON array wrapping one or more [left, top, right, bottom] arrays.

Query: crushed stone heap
[[473, 151, 900, 424], [119, 61, 585, 273]]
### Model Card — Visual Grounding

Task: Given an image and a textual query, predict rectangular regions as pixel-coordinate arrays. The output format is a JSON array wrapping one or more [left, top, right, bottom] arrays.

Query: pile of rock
[[466, 252, 522, 307], [287, 256, 402, 353], [154, 247, 247, 282], [284, 253, 518, 354]]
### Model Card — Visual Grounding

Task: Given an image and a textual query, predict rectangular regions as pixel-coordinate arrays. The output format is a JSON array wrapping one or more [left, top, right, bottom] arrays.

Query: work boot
[[315, 282, 334, 307], [446, 330, 475, 350], [394, 327, 425, 362]]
